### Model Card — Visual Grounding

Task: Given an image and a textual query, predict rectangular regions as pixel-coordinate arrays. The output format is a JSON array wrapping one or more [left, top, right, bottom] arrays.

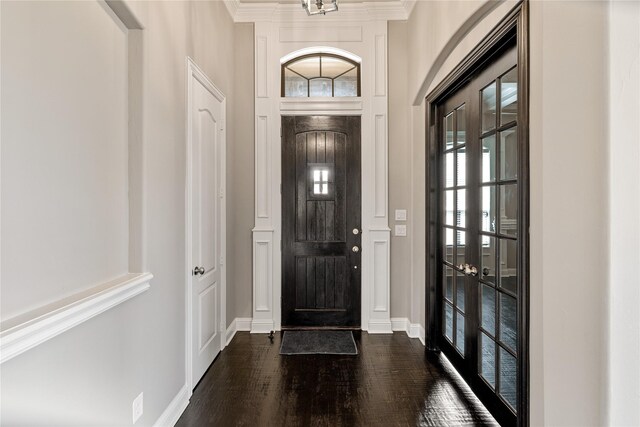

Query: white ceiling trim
[[224, 0, 415, 23]]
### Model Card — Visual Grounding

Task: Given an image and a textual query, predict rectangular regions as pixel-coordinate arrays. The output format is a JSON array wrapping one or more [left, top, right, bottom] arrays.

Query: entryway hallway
[[176, 332, 496, 426]]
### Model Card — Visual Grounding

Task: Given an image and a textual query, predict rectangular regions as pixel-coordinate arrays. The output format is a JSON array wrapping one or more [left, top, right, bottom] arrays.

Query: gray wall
[[388, 21, 412, 320], [229, 23, 255, 320], [1, 1, 243, 424]]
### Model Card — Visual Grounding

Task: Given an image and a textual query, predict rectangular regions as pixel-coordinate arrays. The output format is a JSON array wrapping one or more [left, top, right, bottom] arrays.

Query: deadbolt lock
[[352, 246, 360, 253], [352, 228, 360, 235]]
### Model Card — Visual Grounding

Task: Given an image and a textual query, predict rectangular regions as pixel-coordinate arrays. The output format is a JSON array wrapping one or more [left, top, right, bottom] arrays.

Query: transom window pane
[[283, 53, 360, 97], [309, 78, 332, 97]]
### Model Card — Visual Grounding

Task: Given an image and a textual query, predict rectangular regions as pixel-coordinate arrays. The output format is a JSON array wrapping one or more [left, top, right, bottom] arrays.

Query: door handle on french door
[[457, 263, 478, 276], [192, 266, 205, 276]]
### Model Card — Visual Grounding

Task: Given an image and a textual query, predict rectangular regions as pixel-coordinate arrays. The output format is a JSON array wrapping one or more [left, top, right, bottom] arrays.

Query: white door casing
[[186, 58, 227, 390], [251, 19, 392, 334]]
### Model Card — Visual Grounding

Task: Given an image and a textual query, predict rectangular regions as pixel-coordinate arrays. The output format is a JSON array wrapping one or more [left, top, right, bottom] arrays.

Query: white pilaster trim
[[153, 383, 190, 427], [0, 273, 152, 364]]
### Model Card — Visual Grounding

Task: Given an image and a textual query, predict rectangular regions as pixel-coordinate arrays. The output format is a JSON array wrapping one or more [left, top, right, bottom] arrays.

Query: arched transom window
[[282, 53, 360, 97]]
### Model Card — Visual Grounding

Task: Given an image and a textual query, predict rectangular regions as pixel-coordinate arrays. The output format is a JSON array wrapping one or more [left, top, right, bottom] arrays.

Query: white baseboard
[[235, 317, 252, 331], [225, 318, 237, 347], [391, 317, 409, 333], [225, 317, 253, 346], [154, 383, 189, 427], [250, 318, 273, 333], [367, 319, 393, 334], [391, 317, 425, 345]]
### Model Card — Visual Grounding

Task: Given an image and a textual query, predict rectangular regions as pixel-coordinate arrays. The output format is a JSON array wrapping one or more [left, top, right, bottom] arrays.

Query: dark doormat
[[280, 330, 358, 355]]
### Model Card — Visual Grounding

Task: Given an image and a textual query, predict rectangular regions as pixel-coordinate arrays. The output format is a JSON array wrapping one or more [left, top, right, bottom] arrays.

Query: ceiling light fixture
[[301, 0, 338, 16]]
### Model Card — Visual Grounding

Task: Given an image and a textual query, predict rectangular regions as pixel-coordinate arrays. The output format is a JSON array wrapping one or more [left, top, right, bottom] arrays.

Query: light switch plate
[[395, 209, 407, 221], [395, 224, 407, 237]]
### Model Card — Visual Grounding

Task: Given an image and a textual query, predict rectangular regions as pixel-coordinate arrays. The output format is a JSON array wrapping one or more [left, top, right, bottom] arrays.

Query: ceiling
[[239, 0, 391, 3]]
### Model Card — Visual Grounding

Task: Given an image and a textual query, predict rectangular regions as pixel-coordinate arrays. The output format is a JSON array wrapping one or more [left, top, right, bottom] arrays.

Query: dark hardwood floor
[[176, 331, 497, 427]]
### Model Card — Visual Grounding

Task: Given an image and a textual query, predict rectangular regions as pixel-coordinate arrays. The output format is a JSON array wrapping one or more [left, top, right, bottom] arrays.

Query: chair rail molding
[[250, 18, 391, 334], [0, 273, 152, 364]]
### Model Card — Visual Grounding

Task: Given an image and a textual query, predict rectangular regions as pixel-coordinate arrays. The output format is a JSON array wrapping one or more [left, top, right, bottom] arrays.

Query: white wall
[[1, 0, 129, 320], [608, 1, 640, 425], [1, 1, 243, 424], [405, 0, 613, 424]]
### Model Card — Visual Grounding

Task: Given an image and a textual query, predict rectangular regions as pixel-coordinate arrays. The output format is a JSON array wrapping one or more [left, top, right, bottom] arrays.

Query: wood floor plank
[[176, 332, 497, 427]]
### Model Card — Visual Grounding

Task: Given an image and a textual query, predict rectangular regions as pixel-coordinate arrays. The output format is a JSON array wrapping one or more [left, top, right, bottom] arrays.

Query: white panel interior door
[[191, 76, 223, 387]]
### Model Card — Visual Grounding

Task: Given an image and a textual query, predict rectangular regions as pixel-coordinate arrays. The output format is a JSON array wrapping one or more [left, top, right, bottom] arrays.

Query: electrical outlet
[[132, 392, 143, 424]]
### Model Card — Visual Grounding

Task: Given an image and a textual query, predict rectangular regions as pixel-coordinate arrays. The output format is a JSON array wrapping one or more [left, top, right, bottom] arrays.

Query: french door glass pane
[[444, 227, 453, 264], [445, 152, 454, 188], [456, 147, 466, 186], [456, 105, 466, 145], [480, 236, 496, 284], [456, 189, 466, 228], [445, 113, 454, 150], [445, 302, 454, 341], [482, 82, 497, 132], [456, 311, 465, 353], [499, 184, 518, 236], [482, 185, 496, 233], [499, 292, 517, 351], [499, 238, 518, 294], [500, 67, 518, 126], [455, 230, 466, 266], [456, 271, 466, 312], [482, 135, 496, 183], [500, 127, 518, 180], [480, 332, 496, 389], [445, 190, 454, 226], [499, 347, 517, 409], [481, 284, 496, 335], [444, 266, 454, 301]]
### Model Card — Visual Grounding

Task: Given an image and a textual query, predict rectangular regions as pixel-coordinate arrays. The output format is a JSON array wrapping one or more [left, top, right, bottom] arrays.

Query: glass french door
[[438, 43, 522, 426]]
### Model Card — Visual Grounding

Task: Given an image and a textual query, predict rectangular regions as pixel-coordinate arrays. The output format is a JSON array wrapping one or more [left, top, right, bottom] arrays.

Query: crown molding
[[224, 0, 414, 23]]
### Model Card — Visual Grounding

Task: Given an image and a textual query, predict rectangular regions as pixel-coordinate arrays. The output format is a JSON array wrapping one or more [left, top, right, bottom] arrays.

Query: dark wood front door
[[282, 116, 361, 328]]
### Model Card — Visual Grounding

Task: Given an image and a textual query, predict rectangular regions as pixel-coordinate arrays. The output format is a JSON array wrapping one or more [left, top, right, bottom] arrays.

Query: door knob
[[193, 266, 205, 276], [352, 246, 360, 253], [457, 263, 478, 276]]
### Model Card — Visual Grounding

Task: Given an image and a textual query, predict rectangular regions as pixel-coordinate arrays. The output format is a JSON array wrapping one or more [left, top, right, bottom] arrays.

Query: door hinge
[[220, 256, 224, 266], [219, 187, 224, 199], [280, 239, 282, 251], [280, 127, 282, 137], [280, 183, 282, 194]]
